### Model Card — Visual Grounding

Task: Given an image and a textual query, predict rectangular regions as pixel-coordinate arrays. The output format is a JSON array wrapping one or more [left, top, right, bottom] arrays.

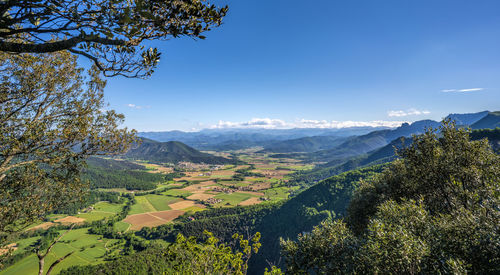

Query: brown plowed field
[[149, 210, 185, 221], [239, 197, 262, 206], [55, 216, 85, 224], [168, 200, 197, 210], [187, 193, 215, 200], [181, 181, 215, 191], [29, 222, 54, 231], [123, 210, 185, 230]]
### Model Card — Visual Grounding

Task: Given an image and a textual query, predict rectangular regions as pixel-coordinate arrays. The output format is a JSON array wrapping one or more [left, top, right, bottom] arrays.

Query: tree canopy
[[0, 0, 228, 77], [0, 51, 136, 244], [281, 122, 500, 274]]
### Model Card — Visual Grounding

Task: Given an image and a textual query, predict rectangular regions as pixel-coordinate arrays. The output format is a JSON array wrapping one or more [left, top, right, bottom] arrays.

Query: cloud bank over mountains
[[388, 108, 431, 117], [210, 118, 406, 129]]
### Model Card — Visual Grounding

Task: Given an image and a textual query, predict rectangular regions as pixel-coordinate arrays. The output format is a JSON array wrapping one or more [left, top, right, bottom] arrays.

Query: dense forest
[[82, 165, 165, 190]]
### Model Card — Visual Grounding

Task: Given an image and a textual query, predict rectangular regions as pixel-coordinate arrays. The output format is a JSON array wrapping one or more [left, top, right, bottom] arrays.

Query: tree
[[281, 123, 500, 274], [165, 231, 262, 274], [347, 121, 500, 233], [59, 231, 267, 274], [35, 224, 76, 275], [0, 51, 136, 245], [0, 0, 228, 78]]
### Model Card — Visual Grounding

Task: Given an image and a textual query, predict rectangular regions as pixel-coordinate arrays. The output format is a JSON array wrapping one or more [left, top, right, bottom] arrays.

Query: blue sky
[[102, 0, 500, 131]]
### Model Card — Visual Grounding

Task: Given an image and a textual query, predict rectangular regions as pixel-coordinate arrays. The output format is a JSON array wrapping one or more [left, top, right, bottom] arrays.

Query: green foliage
[[83, 165, 164, 190], [280, 219, 358, 274], [59, 231, 261, 274], [53, 191, 123, 215], [0, 0, 228, 78], [0, 51, 135, 246], [164, 171, 186, 181], [347, 121, 500, 233], [281, 122, 500, 274]]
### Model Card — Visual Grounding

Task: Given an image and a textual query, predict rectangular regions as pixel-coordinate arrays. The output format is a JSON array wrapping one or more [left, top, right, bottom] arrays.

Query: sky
[[102, 0, 500, 132]]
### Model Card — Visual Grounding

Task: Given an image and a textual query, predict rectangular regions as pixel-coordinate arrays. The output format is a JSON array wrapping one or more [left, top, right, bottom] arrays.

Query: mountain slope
[[259, 135, 349, 153], [139, 127, 392, 150], [304, 120, 439, 163], [123, 138, 234, 164], [293, 126, 500, 185], [471, 111, 500, 129], [445, 111, 489, 126]]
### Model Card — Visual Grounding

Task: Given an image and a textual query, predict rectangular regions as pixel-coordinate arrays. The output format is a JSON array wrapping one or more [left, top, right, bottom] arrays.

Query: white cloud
[[210, 118, 405, 129], [213, 118, 289, 129], [126, 104, 150, 109], [441, 88, 484, 93], [387, 108, 431, 117]]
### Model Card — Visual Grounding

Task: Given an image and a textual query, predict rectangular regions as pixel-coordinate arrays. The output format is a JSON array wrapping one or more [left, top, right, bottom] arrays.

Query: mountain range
[[122, 138, 235, 164], [292, 111, 500, 184], [138, 126, 392, 151]]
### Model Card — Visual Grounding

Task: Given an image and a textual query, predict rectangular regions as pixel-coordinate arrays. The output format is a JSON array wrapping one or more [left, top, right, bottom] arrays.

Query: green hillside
[[304, 120, 439, 163], [293, 126, 500, 185], [260, 135, 349, 153], [123, 138, 235, 164], [471, 111, 500, 129]]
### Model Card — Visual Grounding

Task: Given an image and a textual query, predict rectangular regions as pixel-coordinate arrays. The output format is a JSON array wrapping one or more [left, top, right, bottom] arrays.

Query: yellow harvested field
[[29, 222, 55, 231], [181, 181, 215, 192], [239, 197, 262, 206], [55, 216, 85, 224], [250, 182, 271, 190], [123, 210, 184, 230], [211, 170, 235, 176], [237, 191, 265, 196], [187, 193, 215, 200], [168, 200, 201, 210], [149, 210, 185, 221]]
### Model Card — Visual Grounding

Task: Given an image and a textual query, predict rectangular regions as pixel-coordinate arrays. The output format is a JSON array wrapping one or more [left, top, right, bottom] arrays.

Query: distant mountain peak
[[123, 138, 234, 164]]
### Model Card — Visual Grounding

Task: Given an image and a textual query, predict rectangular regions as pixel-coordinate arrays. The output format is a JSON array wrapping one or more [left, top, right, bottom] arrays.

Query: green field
[[161, 189, 192, 197], [265, 187, 291, 201], [76, 211, 115, 222], [214, 192, 254, 206], [1, 228, 122, 275], [129, 194, 178, 215], [93, 202, 124, 213], [145, 194, 177, 211], [182, 206, 206, 213], [113, 221, 131, 232]]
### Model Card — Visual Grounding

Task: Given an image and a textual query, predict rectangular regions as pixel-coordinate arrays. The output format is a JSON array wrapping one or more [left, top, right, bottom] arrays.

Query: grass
[[214, 192, 253, 206], [129, 196, 156, 215], [265, 187, 290, 201], [114, 221, 131, 232], [162, 189, 192, 197], [1, 228, 123, 275], [93, 202, 124, 213], [129, 194, 178, 214], [145, 194, 177, 211], [76, 211, 115, 222], [182, 206, 206, 213]]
